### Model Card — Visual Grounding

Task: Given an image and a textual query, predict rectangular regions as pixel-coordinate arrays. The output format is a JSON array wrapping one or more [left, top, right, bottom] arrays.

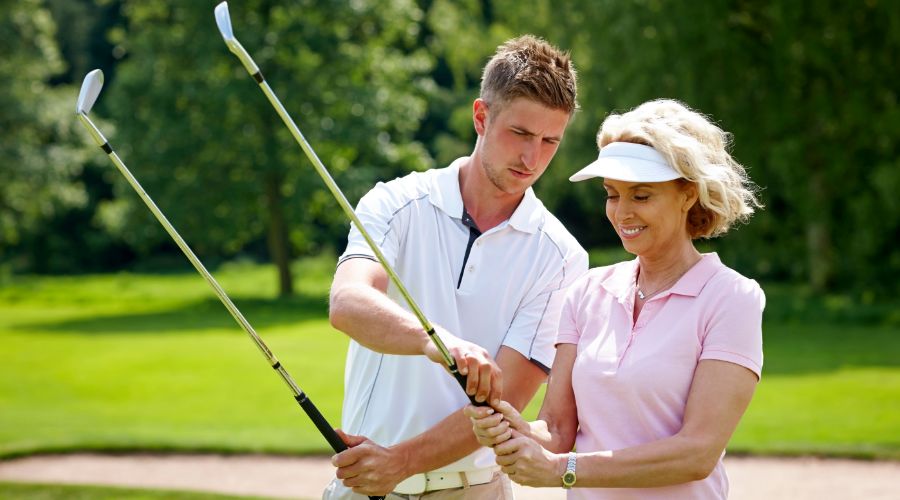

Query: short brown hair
[[480, 35, 578, 114]]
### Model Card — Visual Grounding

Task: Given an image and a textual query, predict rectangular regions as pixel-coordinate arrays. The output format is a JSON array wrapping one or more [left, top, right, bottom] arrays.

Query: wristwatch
[[561, 452, 577, 489]]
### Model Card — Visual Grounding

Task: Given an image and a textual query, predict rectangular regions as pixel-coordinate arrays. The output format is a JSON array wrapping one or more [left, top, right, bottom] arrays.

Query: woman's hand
[[464, 399, 530, 448], [494, 430, 566, 487]]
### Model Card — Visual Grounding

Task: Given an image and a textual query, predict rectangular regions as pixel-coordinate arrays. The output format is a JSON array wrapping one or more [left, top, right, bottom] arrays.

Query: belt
[[394, 468, 496, 494]]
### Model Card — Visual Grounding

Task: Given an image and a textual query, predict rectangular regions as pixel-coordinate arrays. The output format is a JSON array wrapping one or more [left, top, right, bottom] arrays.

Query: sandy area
[[0, 453, 898, 499]]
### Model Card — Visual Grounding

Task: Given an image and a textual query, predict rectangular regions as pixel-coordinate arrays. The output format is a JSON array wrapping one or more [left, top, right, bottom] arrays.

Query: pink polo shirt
[[557, 253, 764, 500]]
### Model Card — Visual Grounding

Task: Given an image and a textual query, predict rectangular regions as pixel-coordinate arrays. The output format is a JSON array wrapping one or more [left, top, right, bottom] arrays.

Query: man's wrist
[[389, 441, 415, 478]]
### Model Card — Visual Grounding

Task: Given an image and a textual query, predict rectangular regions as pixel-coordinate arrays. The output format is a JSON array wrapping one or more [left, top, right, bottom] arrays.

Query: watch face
[[562, 471, 577, 487]]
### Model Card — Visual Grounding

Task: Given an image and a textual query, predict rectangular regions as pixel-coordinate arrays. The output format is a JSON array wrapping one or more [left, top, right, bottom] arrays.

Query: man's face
[[475, 97, 570, 195]]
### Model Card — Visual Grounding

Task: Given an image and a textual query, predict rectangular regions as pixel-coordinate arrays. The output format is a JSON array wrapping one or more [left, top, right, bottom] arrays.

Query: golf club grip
[[295, 394, 346, 452], [451, 369, 489, 407], [294, 396, 385, 500]]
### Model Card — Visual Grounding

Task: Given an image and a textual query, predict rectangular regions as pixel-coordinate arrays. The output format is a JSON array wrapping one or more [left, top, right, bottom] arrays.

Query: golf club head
[[214, 2, 235, 42], [76, 69, 104, 114]]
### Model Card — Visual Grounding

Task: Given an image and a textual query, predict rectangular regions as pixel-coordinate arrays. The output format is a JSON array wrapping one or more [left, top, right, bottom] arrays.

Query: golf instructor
[[324, 35, 588, 499]]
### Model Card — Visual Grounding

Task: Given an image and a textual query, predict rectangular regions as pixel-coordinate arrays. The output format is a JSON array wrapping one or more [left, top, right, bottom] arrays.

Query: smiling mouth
[[620, 226, 646, 236]]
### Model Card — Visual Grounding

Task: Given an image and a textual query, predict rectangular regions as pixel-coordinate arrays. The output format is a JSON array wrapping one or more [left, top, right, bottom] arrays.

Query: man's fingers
[[489, 364, 503, 403], [463, 355, 480, 397], [336, 429, 367, 448], [456, 348, 468, 376], [334, 462, 361, 480], [475, 360, 493, 402]]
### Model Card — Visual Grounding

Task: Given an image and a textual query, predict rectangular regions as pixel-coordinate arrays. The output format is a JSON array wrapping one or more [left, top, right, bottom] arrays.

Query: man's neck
[[457, 156, 524, 232]]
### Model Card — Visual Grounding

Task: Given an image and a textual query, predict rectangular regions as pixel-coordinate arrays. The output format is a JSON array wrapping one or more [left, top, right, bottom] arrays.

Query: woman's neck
[[637, 242, 702, 291]]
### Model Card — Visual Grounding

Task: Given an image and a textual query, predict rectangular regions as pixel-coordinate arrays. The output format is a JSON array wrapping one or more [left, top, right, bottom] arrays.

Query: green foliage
[[98, 0, 435, 288], [0, 0, 92, 266], [493, 0, 900, 293]]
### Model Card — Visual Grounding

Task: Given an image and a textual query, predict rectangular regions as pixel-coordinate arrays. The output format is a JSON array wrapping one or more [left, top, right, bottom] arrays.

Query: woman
[[465, 99, 764, 499]]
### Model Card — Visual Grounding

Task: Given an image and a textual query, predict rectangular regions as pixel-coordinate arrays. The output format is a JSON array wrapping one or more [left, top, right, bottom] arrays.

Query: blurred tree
[[101, 0, 434, 296], [483, 0, 900, 294], [0, 0, 94, 271]]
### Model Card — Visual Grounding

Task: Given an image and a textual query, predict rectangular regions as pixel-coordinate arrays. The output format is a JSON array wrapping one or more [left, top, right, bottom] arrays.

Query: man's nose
[[519, 138, 540, 170]]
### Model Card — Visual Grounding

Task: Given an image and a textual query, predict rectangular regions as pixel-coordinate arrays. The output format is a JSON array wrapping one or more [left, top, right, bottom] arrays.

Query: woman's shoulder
[[705, 259, 766, 305]]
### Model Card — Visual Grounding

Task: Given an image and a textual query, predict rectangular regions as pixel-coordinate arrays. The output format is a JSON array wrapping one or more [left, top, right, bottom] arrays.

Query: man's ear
[[473, 98, 489, 136]]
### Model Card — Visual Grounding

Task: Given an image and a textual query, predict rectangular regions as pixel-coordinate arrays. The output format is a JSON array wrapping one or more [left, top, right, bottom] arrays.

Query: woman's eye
[[606, 194, 619, 200], [634, 195, 649, 201]]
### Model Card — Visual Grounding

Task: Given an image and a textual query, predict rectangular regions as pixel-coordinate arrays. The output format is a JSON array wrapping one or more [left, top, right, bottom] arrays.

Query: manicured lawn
[[1, 257, 898, 459], [0, 482, 281, 499]]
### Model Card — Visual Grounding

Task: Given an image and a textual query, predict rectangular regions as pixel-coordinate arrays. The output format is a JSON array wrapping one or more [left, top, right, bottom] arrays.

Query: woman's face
[[603, 178, 697, 258]]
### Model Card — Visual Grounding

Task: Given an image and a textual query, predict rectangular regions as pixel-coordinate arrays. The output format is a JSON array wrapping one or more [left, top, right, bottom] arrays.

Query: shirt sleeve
[[700, 277, 766, 379], [337, 181, 404, 269], [501, 246, 588, 371], [555, 273, 589, 346]]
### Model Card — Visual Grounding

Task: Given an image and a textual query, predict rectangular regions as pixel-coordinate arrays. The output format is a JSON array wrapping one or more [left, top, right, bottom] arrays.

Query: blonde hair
[[597, 99, 761, 238], [481, 35, 578, 114]]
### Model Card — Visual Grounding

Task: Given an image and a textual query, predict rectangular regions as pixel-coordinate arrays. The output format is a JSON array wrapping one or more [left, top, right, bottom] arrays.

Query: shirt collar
[[428, 157, 543, 234], [600, 252, 724, 302]]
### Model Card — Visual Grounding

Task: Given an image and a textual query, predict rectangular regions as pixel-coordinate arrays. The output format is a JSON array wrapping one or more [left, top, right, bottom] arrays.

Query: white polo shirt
[[337, 157, 588, 475]]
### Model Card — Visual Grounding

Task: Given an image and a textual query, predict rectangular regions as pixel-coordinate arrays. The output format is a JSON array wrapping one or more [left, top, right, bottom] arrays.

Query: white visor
[[569, 142, 681, 183]]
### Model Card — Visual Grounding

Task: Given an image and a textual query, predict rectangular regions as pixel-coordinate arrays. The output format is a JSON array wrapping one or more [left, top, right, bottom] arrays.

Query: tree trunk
[[265, 171, 293, 297], [806, 169, 831, 292]]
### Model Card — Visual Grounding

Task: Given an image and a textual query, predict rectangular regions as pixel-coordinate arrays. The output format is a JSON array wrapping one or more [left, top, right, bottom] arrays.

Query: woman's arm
[[494, 359, 758, 488]]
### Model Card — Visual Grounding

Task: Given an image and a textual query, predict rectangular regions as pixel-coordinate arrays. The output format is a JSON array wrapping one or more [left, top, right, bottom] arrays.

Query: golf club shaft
[[76, 112, 348, 454], [223, 48, 483, 405]]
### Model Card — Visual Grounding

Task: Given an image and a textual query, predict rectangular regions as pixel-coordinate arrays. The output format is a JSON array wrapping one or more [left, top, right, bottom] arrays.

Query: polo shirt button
[[468, 265, 475, 272]]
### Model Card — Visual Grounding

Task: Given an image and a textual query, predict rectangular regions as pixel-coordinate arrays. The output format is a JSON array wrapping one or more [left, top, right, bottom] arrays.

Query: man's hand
[[422, 326, 503, 404], [332, 430, 410, 496], [493, 430, 565, 487]]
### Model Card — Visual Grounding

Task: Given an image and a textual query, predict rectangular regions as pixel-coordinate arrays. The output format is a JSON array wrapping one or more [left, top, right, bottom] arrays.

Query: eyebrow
[[512, 126, 562, 142]]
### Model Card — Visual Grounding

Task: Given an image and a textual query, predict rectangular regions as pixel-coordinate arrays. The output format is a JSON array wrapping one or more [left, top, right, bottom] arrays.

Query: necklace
[[636, 278, 679, 300], [636, 262, 696, 301]]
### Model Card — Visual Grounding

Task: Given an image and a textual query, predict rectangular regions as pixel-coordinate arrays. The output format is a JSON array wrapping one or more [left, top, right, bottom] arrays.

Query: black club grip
[[295, 394, 384, 500], [450, 365, 490, 407]]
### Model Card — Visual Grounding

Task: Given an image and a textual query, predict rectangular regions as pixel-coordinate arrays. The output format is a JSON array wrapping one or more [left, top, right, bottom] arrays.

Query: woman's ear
[[682, 182, 699, 213]]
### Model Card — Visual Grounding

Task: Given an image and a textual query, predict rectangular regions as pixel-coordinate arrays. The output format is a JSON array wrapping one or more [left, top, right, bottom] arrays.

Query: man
[[325, 35, 588, 499]]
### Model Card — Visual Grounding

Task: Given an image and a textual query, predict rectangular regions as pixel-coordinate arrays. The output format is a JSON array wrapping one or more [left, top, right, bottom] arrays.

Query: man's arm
[[329, 257, 502, 402], [332, 346, 546, 497]]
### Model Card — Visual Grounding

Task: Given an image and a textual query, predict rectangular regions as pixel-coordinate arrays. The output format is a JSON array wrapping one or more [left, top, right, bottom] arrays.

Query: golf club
[[214, 1, 484, 406], [75, 68, 356, 469]]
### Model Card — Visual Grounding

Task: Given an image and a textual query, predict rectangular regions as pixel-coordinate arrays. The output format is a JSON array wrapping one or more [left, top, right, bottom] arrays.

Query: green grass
[[1, 256, 898, 459], [0, 482, 281, 500]]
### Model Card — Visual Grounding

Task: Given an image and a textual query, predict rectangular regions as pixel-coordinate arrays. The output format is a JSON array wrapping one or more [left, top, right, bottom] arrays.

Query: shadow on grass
[[17, 294, 329, 334]]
